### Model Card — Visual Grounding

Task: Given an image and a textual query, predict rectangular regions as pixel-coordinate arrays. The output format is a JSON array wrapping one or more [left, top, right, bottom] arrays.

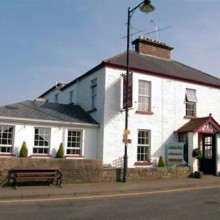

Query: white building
[[1, 37, 220, 175]]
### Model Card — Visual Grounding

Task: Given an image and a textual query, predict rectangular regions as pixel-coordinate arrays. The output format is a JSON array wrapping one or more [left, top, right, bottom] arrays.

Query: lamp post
[[123, 0, 155, 183]]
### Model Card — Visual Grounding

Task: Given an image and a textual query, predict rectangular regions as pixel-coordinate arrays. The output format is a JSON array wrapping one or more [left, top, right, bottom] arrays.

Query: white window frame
[[137, 130, 151, 162], [55, 93, 59, 103], [138, 80, 151, 112], [185, 89, 197, 116], [33, 127, 50, 154], [66, 130, 82, 156], [69, 90, 74, 104], [0, 125, 14, 153], [91, 78, 97, 110]]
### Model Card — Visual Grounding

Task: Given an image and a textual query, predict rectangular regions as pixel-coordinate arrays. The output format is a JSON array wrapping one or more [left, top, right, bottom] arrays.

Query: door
[[201, 135, 216, 174]]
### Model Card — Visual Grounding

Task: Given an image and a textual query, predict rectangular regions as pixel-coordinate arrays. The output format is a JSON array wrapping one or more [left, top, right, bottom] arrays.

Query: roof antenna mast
[[151, 20, 159, 41]]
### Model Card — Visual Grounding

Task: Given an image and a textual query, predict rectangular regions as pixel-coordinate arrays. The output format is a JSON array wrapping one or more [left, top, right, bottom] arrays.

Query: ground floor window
[[0, 125, 14, 153], [137, 130, 151, 161], [33, 127, 50, 154], [66, 130, 82, 156]]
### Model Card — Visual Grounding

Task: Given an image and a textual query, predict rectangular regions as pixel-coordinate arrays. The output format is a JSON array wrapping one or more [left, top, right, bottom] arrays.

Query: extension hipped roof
[[0, 100, 99, 126]]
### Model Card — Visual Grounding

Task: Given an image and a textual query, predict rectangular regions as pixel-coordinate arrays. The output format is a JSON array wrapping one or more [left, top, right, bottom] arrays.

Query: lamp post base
[[123, 145, 128, 182]]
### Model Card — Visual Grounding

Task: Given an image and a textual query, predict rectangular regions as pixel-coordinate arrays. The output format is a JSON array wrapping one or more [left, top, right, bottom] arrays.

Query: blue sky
[[0, 0, 220, 106]]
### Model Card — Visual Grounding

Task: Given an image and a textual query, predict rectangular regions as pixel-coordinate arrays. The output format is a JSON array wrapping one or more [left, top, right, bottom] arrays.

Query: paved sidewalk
[[1, 175, 220, 201]]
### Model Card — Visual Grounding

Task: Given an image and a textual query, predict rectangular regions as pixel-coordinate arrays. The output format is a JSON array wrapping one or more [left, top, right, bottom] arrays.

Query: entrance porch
[[177, 114, 220, 175]]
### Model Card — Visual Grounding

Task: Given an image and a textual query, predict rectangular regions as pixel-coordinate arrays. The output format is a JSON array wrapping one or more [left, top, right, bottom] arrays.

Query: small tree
[[20, 141, 28, 157], [56, 143, 64, 158], [158, 156, 166, 167], [192, 148, 202, 159]]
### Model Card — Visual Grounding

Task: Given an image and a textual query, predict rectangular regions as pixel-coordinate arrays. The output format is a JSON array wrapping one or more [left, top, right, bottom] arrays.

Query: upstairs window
[[0, 125, 14, 153], [91, 78, 97, 110], [138, 80, 151, 112], [55, 93, 59, 104], [33, 127, 50, 154], [69, 90, 74, 104], [185, 89, 197, 117]]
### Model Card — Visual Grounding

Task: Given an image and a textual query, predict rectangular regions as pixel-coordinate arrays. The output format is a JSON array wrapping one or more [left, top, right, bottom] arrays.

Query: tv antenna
[[121, 21, 172, 42], [145, 20, 172, 41], [121, 25, 145, 40]]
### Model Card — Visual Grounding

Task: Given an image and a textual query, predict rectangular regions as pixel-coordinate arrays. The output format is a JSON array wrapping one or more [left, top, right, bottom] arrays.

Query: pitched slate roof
[[0, 100, 99, 126], [39, 48, 220, 98], [176, 115, 220, 133], [104, 51, 220, 88]]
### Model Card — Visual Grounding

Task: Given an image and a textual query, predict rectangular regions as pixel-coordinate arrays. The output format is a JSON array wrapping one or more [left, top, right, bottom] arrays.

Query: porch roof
[[176, 114, 220, 134]]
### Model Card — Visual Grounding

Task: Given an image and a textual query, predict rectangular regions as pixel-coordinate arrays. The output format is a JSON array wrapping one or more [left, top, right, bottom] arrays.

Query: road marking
[[1, 184, 220, 204]]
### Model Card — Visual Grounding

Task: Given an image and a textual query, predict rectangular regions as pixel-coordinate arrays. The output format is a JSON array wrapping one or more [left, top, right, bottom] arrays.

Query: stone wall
[[0, 158, 192, 186]]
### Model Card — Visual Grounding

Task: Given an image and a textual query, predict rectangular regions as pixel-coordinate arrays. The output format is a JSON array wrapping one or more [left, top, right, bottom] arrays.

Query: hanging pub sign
[[123, 72, 133, 109], [166, 143, 185, 166]]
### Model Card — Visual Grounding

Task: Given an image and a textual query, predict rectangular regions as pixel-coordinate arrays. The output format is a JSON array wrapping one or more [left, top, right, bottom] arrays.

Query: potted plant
[[56, 143, 64, 158], [158, 156, 166, 167], [20, 141, 28, 157], [192, 148, 203, 178]]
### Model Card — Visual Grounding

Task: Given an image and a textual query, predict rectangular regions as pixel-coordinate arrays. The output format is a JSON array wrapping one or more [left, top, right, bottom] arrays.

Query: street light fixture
[[123, 0, 155, 183]]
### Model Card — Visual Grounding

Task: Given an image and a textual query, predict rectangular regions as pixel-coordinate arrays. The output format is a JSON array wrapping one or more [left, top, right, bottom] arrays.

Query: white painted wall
[[0, 121, 98, 159], [102, 67, 220, 167], [188, 132, 199, 172], [216, 134, 220, 176], [40, 65, 220, 168]]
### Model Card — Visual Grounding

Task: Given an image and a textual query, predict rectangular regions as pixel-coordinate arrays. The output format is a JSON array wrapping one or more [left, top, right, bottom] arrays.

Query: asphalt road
[[1, 186, 220, 220]]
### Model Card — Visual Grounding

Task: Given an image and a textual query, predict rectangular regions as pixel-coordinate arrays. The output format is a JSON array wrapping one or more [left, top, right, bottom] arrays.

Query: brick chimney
[[132, 36, 173, 59]]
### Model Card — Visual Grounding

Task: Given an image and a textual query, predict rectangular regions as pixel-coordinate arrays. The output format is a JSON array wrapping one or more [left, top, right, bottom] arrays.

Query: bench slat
[[16, 176, 56, 180], [13, 167, 59, 171], [16, 172, 57, 176]]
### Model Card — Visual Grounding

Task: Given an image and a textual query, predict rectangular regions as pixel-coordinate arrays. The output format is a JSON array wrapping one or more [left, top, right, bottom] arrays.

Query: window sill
[[64, 156, 84, 159], [30, 154, 52, 158], [87, 108, 97, 113], [0, 153, 16, 157], [136, 111, 154, 115], [184, 116, 198, 119], [134, 162, 153, 166]]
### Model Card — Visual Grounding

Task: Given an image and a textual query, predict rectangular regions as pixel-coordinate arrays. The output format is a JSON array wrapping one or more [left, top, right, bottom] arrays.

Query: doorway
[[200, 134, 216, 174]]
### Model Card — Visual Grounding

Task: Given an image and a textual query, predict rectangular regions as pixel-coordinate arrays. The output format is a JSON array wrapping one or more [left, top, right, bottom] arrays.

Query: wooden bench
[[11, 167, 63, 189]]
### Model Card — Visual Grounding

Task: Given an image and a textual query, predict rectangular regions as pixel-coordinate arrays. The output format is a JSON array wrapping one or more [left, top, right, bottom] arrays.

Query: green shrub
[[192, 148, 202, 159], [56, 143, 64, 158], [20, 141, 28, 157], [158, 156, 165, 167]]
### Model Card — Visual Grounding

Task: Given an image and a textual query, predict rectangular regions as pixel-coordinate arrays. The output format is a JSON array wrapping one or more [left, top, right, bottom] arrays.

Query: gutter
[[104, 62, 220, 90], [0, 116, 100, 128]]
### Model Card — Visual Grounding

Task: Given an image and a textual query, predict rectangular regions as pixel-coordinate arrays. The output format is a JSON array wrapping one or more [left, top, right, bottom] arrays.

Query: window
[[69, 90, 74, 104], [66, 130, 82, 156], [91, 78, 97, 110], [137, 130, 151, 161], [33, 127, 50, 154], [179, 133, 188, 143], [55, 93, 59, 103], [0, 125, 14, 153], [138, 80, 151, 112], [185, 89, 197, 117]]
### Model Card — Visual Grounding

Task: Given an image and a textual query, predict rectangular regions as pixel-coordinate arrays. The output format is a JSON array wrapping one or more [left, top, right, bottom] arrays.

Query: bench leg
[[56, 171, 63, 188], [13, 177, 17, 190]]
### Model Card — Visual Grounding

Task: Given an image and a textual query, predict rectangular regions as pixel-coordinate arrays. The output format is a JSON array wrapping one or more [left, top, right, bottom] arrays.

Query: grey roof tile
[[104, 51, 220, 88], [0, 100, 99, 125]]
